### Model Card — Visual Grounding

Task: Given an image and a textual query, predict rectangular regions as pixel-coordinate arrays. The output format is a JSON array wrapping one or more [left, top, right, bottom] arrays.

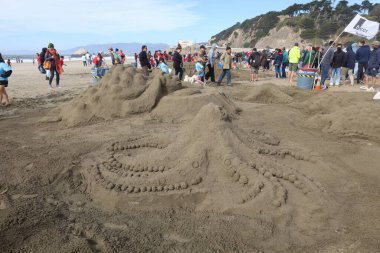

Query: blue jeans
[[218, 69, 231, 85], [275, 65, 281, 78], [320, 63, 330, 86], [330, 67, 341, 85]]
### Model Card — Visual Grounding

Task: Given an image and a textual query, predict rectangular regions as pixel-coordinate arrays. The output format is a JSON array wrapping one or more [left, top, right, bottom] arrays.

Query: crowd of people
[[1, 38, 379, 107]]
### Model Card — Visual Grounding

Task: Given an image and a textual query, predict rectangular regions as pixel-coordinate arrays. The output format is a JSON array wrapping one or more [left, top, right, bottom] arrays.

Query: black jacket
[[139, 51, 150, 68], [343, 45, 356, 69], [249, 52, 261, 68], [331, 49, 345, 68], [173, 51, 182, 69]]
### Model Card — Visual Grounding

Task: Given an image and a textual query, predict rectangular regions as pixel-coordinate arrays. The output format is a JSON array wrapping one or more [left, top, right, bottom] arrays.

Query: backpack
[[0, 69, 12, 78]]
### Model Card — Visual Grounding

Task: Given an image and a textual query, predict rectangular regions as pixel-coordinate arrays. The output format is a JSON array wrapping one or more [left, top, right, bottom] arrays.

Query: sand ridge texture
[[47, 65, 182, 126], [1, 62, 380, 252]]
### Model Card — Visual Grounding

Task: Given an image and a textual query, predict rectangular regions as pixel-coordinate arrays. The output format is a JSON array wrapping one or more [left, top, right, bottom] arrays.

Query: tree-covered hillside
[[210, 0, 380, 47]]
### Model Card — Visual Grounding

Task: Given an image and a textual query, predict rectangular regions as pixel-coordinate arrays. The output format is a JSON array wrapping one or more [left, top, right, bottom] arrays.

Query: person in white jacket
[[205, 44, 217, 83]]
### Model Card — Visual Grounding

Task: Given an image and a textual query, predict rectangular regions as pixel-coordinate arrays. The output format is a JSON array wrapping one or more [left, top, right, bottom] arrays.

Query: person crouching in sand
[[0, 53, 12, 106]]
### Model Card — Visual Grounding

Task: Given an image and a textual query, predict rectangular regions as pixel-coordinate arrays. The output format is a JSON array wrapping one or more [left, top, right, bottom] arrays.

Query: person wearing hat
[[139, 45, 150, 75], [0, 53, 12, 106], [363, 41, 380, 92], [45, 43, 63, 89], [217, 46, 233, 86], [173, 44, 183, 81]]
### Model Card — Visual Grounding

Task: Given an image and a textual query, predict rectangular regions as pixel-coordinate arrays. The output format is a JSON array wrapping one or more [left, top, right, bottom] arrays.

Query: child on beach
[[158, 58, 170, 75], [195, 57, 206, 87], [0, 53, 12, 106]]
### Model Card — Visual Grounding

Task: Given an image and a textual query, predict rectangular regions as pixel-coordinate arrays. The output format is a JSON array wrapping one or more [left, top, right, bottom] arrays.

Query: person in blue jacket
[[274, 49, 283, 78], [355, 40, 371, 84], [363, 41, 380, 92], [0, 53, 12, 106], [342, 44, 356, 86], [281, 47, 289, 78], [158, 58, 169, 75]]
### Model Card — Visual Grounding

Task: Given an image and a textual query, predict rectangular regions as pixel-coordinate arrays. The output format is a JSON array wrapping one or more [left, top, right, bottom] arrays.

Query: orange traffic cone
[[314, 75, 321, 91]]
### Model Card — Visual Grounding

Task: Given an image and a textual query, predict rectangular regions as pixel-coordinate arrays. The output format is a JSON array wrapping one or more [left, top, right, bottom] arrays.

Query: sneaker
[[322, 85, 328, 90], [366, 87, 375, 92], [360, 86, 367, 90]]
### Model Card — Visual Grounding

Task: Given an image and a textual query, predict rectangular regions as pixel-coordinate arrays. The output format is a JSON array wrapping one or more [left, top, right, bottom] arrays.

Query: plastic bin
[[297, 68, 318, 90], [91, 67, 109, 86]]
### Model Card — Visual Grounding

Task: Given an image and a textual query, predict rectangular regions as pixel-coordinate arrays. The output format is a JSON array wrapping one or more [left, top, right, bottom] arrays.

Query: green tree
[[361, 0, 373, 14]]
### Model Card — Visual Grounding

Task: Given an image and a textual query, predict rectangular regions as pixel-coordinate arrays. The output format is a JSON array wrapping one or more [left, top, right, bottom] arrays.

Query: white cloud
[[1, 0, 201, 34]]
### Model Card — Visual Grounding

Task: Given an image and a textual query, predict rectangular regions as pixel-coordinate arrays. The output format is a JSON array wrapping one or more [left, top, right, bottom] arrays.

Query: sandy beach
[[1, 62, 380, 253]]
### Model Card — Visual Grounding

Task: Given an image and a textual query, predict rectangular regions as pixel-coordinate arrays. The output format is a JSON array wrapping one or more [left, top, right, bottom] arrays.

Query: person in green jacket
[[288, 42, 301, 84], [303, 45, 316, 68]]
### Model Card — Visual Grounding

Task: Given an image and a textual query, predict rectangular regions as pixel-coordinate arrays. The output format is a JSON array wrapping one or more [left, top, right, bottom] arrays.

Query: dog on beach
[[184, 75, 197, 84]]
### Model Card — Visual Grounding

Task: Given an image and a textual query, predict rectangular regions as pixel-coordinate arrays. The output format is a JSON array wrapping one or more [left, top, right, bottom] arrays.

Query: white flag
[[344, 14, 379, 40]]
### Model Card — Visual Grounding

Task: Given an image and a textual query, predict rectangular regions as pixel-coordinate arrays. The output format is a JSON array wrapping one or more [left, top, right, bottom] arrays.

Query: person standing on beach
[[0, 53, 12, 106], [199, 45, 207, 82], [342, 44, 355, 86], [173, 44, 184, 81], [363, 41, 380, 92], [82, 54, 87, 66], [45, 43, 63, 89], [139, 45, 150, 75], [108, 48, 115, 65], [120, 50, 126, 64], [282, 47, 289, 78], [40, 47, 48, 78], [7, 59, 11, 68], [288, 42, 301, 84], [248, 48, 261, 82], [321, 41, 335, 90], [356, 40, 370, 84], [329, 43, 345, 87], [217, 46, 233, 86], [205, 43, 217, 83]]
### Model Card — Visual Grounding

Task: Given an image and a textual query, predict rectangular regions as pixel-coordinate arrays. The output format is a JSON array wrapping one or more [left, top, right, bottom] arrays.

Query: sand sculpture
[[82, 103, 323, 211], [47, 65, 182, 126]]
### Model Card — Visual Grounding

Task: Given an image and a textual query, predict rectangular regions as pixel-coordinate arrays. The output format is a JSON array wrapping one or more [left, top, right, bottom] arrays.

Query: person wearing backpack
[[45, 43, 63, 89], [114, 48, 122, 65], [0, 53, 12, 106], [248, 48, 261, 82]]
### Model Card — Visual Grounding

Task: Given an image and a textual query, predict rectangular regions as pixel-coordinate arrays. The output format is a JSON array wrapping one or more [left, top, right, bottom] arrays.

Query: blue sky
[[0, 0, 366, 51]]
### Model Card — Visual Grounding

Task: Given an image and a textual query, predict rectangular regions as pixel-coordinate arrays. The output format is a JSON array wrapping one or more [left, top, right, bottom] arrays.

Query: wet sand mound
[[46, 65, 181, 126], [150, 87, 240, 122], [231, 84, 293, 104], [82, 103, 325, 218], [295, 92, 380, 139]]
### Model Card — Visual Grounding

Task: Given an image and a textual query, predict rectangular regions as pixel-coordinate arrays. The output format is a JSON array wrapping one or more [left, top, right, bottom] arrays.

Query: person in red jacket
[[120, 50, 126, 64]]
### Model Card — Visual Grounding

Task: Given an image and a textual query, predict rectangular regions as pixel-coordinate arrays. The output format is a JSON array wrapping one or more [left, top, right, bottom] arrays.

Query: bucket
[[297, 68, 318, 90], [91, 67, 109, 85]]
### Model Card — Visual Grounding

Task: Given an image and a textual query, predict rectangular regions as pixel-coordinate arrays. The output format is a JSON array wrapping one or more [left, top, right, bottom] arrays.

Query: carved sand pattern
[[82, 103, 320, 209]]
